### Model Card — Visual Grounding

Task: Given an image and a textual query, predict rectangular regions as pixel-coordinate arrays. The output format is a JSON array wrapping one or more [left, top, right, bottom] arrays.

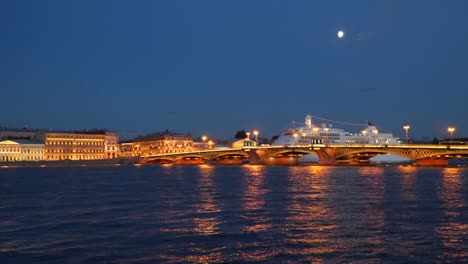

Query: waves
[[0, 165, 467, 263]]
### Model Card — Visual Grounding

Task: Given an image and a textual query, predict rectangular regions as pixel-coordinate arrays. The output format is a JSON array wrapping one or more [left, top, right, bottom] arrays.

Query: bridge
[[141, 144, 468, 166]]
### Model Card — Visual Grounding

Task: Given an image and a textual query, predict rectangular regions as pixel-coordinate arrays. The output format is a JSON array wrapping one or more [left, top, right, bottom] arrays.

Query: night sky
[[2, 0, 468, 140]]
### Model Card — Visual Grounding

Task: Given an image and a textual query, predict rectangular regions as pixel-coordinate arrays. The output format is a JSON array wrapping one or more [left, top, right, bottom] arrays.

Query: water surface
[[0, 165, 467, 263]]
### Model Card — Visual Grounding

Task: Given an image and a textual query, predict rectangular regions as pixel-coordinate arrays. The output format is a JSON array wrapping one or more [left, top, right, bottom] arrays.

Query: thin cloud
[[356, 31, 373, 41]]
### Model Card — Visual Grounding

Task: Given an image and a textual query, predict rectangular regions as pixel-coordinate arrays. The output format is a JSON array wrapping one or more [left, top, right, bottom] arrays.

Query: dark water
[[0, 165, 467, 263]]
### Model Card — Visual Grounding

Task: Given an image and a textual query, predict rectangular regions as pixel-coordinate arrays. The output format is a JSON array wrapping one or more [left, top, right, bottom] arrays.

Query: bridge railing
[[255, 144, 468, 150], [142, 148, 244, 158]]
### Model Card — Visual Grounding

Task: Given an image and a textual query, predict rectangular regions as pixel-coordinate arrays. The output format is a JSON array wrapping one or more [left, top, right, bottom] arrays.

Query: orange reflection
[[356, 166, 385, 251], [357, 166, 384, 177], [284, 166, 338, 259], [241, 165, 271, 233], [194, 164, 220, 235], [435, 167, 467, 261], [398, 165, 417, 202], [439, 168, 463, 218]]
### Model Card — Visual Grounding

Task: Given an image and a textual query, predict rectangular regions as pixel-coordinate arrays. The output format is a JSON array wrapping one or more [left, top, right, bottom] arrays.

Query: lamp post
[[293, 132, 298, 146], [246, 132, 250, 140], [448, 127, 455, 142], [324, 128, 330, 145], [253, 130, 259, 142], [403, 125, 410, 144], [362, 130, 367, 146], [372, 129, 378, 144], [313, 127, 319, 136], [208, 140, 213, 149], [202, 136, 207, 149]]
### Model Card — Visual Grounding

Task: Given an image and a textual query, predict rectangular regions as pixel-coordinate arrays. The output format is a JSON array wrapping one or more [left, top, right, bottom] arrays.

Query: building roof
[[132, 129, 192, 142], [0, 139, 44, 145]]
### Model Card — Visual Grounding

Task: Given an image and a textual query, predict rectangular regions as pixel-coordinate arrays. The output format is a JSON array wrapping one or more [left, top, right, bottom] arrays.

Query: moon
[[337, 30, 344, 38]]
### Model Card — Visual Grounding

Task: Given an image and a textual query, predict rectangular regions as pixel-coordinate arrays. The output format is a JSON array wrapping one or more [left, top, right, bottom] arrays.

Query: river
[[1, 165, 467, 263]]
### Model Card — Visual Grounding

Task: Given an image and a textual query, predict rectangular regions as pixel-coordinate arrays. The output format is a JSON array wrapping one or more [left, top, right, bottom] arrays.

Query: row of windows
[[23, 150, 43, 154], [143, 148, 193, 154], [0, 149, 21, 153], [0, 156, 43, 161], [47, 141, 104, 146], [1, 148, 42, 152], [48, 135, 104, 140], [46, 149, 105, 153], [47, 155, 105, 160]]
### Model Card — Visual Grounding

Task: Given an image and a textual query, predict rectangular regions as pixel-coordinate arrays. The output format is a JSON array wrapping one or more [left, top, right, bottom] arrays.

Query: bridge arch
[[334, 149, 413, 160], [173, 154, 208, 164], [265, 149, 317, 158], [411, 150, 468, 160], [146, 157, 176, 164], [210, 152, 249, 160]]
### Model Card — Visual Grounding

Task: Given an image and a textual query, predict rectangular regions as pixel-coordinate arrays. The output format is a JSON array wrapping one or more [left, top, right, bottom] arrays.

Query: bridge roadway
[[141, 144, 468, 166]]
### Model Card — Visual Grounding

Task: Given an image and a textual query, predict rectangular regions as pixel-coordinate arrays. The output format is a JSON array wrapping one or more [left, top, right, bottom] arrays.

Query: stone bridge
[[142, 144, 468, 166], [143, 149, 249, 165]]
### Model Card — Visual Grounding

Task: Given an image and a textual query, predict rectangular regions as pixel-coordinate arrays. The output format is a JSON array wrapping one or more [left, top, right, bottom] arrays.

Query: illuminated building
[[104, 132, 119, 159], [232, 139, 257, 148], [132, 130, 194, 155], [43, 130, 119, 160], [0, 139, 44, 162]]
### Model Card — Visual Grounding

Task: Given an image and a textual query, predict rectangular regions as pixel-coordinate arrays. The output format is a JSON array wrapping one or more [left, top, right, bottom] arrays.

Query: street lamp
[[448, 127, 455, 142], [208, 140, 213, 149], [372, 129, 378, 144], [293, 132, 298, 146], [324, 127, 329, 145], [246, 132, 250, 140], [253, 130, 259, 142], [202, 136, 207, 149], [362, 130, 367, 146], [313, 127, 319, 136], [403, 125, 410, 144]]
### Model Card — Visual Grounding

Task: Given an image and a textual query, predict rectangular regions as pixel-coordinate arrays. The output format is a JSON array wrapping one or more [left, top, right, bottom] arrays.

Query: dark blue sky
[[2, 0, 468, 140]]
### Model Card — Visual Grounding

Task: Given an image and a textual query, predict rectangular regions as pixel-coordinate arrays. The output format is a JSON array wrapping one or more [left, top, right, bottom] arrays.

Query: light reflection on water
[[193, 164, 220, 236], [241, 165, 271, 234], [398, 165, 417, 202], [0, 165, 467, 263], [284, 166, 337, 262], [436, 167, 468, 261]]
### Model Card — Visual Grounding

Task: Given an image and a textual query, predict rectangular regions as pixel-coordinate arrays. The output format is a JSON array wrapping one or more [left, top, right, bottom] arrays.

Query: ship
[[272, 115, 401, 146]]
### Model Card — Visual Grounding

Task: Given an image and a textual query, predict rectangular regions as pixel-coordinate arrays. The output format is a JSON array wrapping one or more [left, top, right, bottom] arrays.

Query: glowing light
[[253, 130, 259, 142], [337, 30, 344, 38], [448, 127, 455, 142], [403, 125, 410, 144]]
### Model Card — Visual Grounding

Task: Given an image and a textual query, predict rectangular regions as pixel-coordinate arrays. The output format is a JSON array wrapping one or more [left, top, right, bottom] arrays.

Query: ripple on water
[[0, 165, 467, 263]]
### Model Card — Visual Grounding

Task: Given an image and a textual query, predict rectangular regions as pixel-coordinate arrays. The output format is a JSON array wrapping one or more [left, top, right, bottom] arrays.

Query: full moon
[[337, 30, 344, 38]]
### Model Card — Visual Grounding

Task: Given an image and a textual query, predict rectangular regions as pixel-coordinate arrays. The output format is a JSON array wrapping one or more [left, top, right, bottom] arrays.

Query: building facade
[[44, 131, 119, 160], [132, 131, 194, 155], [0, 139, 44, 162], [104, 132, 119, 159]]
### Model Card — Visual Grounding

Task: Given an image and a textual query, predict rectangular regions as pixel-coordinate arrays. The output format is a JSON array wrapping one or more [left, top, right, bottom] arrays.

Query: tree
[[234, 130, 247, 139]]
